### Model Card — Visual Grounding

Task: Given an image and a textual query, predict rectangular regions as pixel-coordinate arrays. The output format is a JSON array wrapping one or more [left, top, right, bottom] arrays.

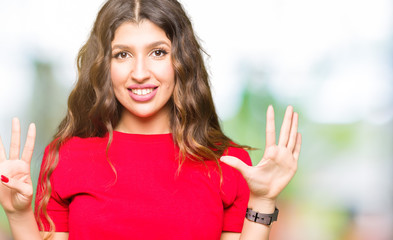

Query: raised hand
[[221, 105, 302, 202], [0, 118, 36, 214]]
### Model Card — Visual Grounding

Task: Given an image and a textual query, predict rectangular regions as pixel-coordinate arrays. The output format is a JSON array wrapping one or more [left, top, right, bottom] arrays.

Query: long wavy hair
[[35, 0, 247, 237]]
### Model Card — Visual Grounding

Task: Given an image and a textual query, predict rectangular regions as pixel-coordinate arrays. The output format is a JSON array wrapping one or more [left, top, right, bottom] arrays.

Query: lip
[[128, 84, 158, 102], [128, 84, 158, 89]]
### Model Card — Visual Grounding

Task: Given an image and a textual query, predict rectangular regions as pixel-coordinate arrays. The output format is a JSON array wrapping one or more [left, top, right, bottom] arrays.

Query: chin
[[131, 109, 165, 120], [133, 112, 156, 118]]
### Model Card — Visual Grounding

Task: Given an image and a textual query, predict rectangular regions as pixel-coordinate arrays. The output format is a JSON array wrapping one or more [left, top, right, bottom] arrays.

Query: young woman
[[0, 0, 301, 239]]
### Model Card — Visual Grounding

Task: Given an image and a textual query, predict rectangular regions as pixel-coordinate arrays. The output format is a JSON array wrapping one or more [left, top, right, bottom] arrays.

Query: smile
[[131, 88, 155, 96], [128, 86, 159, 102]]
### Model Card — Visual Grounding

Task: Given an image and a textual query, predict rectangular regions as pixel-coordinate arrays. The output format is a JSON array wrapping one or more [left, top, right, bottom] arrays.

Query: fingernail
[[1, 175, 9, 183]]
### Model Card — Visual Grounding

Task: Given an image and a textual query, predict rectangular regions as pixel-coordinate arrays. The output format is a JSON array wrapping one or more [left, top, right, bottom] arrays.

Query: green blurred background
[[0, 0, 392, 239]]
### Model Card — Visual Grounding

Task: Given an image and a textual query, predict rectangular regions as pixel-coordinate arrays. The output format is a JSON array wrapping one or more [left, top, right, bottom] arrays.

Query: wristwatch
[[245, 207, 279, 225]]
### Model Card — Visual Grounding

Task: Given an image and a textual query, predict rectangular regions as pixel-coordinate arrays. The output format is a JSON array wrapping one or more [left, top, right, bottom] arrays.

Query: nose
[[130, 56, 150, 82]]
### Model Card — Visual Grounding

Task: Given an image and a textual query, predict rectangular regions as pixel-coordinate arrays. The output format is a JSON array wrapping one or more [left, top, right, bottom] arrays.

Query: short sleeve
[[35, 146, 70, 232], [221, 147, 252, 232]]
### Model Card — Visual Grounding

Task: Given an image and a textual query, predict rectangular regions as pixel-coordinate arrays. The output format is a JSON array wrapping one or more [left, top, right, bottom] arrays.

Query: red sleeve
[[221, 147, 252, 232], [35, 146, 70, 232]]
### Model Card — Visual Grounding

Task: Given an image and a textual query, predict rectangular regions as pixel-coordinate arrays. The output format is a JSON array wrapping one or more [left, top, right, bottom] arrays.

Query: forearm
[[239, 197, 276, 240], [6, 207, 42, 240]]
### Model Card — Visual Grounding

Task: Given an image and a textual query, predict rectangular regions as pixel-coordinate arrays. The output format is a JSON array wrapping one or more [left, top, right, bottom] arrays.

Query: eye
[[113, 51, 130, 59], [151, 49, 168, 58]]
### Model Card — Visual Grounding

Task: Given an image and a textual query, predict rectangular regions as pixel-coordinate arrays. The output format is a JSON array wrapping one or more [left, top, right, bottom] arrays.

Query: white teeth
[[131, 88, 153, 95]]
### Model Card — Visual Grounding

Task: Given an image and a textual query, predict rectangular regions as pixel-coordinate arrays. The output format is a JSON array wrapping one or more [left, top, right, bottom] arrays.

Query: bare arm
[[6, 207, 42, 240], [7, 209, 69, 240], [221, 106, 302, 240], [6, 209, 69, 240], [220, 199, 275, 240]]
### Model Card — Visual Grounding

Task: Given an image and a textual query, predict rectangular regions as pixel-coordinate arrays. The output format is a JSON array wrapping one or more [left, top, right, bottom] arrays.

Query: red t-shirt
[[36, 131, 251, 239]]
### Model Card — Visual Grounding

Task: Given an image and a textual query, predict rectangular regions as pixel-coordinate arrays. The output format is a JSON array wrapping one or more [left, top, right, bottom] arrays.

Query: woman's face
[[111, 20, 175, 132]]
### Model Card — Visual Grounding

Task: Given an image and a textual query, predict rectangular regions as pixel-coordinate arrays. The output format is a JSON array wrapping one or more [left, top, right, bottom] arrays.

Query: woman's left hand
[[220, 105, 302, 202]]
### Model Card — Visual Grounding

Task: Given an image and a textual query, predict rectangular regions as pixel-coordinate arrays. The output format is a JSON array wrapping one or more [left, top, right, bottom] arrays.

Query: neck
[[115, 106, 171, 135]]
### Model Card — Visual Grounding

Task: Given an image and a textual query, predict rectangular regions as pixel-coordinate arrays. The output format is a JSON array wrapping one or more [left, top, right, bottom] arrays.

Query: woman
[[0, 0, 301, 239]]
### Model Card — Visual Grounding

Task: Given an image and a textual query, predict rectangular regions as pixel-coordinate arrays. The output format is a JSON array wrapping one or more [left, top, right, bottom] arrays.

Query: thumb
[[1, 175, 33, 198], [220, 156, 250, 176]]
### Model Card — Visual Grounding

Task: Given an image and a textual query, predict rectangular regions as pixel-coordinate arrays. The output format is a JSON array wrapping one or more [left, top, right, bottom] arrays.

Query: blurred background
[[0, 0, 392, 239]]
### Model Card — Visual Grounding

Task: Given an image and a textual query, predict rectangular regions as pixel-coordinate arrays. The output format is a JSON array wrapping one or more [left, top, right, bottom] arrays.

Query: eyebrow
[[111, 41, 171, 51]]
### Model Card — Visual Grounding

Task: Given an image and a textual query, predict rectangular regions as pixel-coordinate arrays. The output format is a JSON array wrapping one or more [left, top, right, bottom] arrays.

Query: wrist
[[6, 206, 34, 222], [248, 195, 276, 213]]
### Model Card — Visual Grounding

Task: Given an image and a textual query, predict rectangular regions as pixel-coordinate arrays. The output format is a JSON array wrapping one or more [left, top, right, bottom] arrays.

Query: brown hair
[[35, 0, 246, 237]]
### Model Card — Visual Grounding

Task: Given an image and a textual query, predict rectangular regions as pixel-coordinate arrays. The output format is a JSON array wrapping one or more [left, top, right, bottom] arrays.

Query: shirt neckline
[[112, 130, 173, 143]]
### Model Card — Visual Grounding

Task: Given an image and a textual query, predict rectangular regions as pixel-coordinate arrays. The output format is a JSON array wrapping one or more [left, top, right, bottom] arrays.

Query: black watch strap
[[245, 207, 279, 225]]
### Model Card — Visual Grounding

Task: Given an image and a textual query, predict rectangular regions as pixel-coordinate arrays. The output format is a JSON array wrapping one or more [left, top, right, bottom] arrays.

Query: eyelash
[[151, 48, 168, 58], [113, 52, 130, 59], [112, 48, 169, 59]]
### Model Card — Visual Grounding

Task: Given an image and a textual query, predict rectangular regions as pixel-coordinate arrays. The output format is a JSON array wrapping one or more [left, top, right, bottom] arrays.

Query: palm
[[0, 119, 35, 214], [221, 106, 302, 201]]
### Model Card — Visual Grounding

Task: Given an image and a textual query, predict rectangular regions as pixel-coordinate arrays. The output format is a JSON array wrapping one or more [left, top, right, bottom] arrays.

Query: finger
[[220, 156, 250, 177], [265, 105, 276, 148], [278, 106, 294, 147], [21, 123, 36, 165], [9, 118, 21, 160], [287, 112, 299, 151], [1, 175, 33, 198], [293, 133, 302, 161], [0, 137, 7, 162]]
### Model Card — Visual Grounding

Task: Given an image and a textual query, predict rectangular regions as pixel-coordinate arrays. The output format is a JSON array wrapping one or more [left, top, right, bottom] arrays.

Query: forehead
[[112, 20, 171, 47]]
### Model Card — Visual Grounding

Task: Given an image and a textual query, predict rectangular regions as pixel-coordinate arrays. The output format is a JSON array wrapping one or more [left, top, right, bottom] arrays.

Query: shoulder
[[220, 146, 251, 210], [62, 136, 107, 152], [43, 136, 108, 164]]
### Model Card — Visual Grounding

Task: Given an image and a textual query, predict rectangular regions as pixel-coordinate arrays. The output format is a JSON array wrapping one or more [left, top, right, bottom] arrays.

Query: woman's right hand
[[0, 118, 36, 215]]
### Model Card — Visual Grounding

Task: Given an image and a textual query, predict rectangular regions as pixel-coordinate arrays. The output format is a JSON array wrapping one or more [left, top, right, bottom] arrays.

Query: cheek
[[110, 63, 129, 85], [157, 62, 175, 87]]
